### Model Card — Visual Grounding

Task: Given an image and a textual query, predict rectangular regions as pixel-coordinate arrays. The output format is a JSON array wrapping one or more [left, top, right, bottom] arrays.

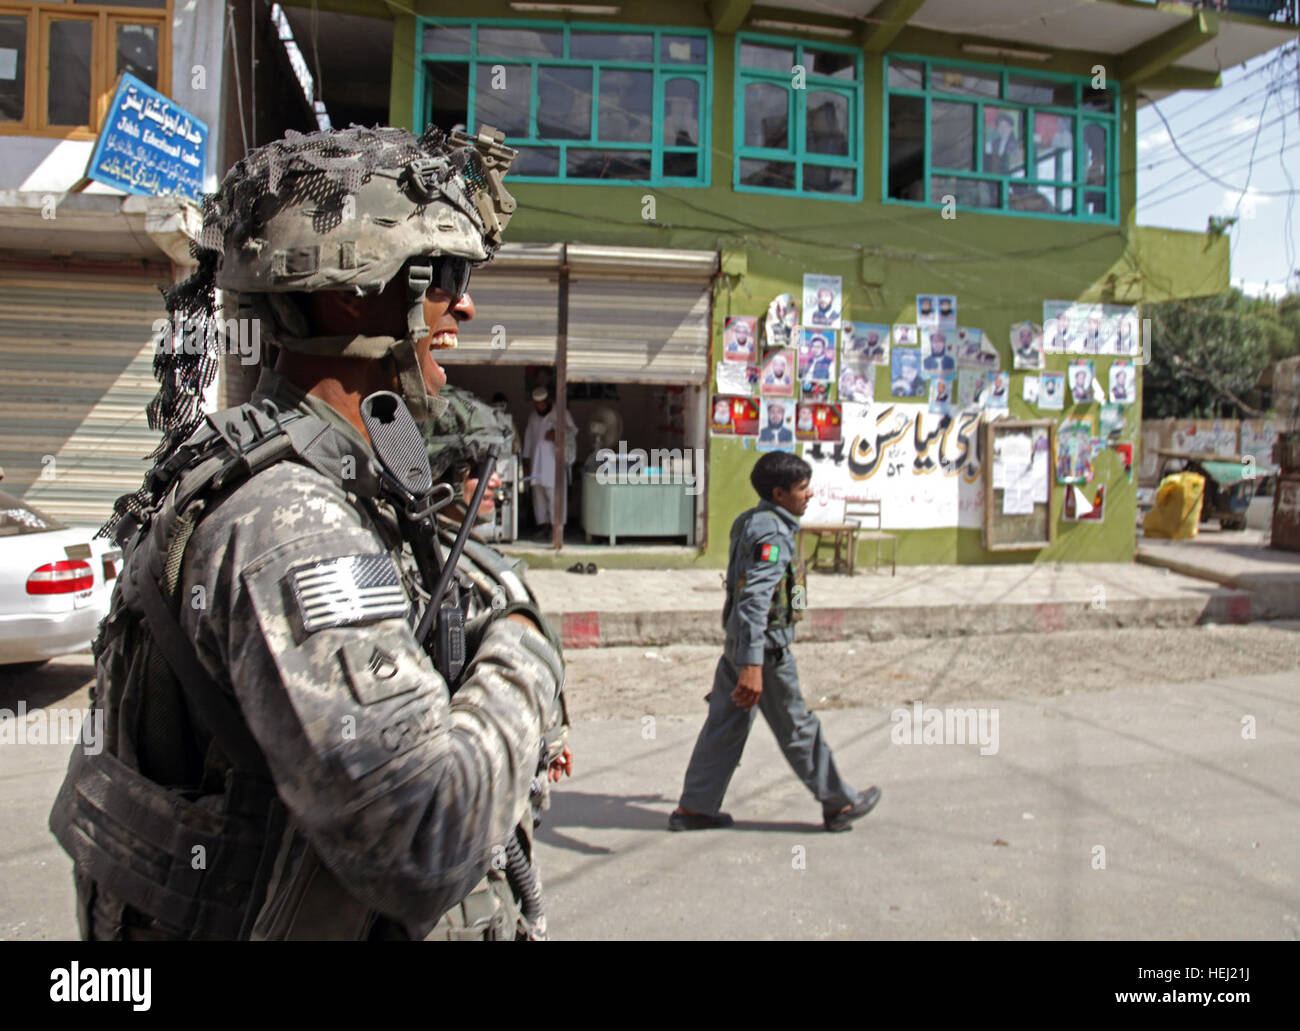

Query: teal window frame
[[416, 18, 712, 188], [734, 33, 863, 202], [883, 53, 1120, 224]]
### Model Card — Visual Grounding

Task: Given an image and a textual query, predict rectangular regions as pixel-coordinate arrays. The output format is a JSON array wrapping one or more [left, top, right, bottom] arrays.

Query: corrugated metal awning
[[0, 260, 170, 527], [441, 242, 718, 382]]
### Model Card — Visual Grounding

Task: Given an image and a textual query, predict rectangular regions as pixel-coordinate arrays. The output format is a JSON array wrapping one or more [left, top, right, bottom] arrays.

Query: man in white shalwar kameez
[[523, 386, 577, 541]]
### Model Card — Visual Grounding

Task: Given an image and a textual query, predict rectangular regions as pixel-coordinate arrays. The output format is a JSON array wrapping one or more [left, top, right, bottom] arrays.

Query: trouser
[[678, 647, 857, 816], [530, 482, 567, 527]]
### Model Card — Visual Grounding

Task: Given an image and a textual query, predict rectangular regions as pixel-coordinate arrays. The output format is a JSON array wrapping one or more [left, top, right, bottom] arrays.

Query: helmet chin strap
[[395, 261, 450, 422]]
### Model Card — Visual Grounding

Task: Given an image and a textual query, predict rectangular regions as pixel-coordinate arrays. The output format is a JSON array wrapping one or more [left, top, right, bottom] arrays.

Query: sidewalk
[[526, 559, 1262, 650], [1136, 527, 1300, 622]]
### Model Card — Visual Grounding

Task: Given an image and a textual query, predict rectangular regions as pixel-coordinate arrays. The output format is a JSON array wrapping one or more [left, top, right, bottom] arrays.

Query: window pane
[[477, 28, 561, 59], [597, 69, 651, 142], [1081, 85, 1115, 112], [663, 77, 699, 146], [806, 48, 855, 80], [887, 94, 924, 200], [0, 15, 27, 122], [740, 42, 793, 72], [661, 35, 706, 65], [931, 65, 998, 98], [739, 158, 794, 189], [115, 23, 158, 90], [888, 60, 923, 90], [423, 26, 471, 54], [930, 175, 986, 209], [1082, 122, 1109, 215], [931, 99, 975, 171], [566, 148, 651, 180], [48, 20, 93, 126], [806, 90, 848, 156], [570, 32, 652, 62], [803, 165, 854, 195], [982, 107, 1025, 176], [513, 146, 559, 176], [538, 66, 591, 139], [1034, 112, 1074, 181], [664, 151, 698, 178], [1006, 74, 1073, 106], [428, 61, 468, 133], [475, 63, 530, 137], [744, 81, 788, 149]]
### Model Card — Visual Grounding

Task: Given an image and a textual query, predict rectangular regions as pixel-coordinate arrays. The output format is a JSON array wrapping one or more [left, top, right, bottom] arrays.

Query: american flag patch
[[290, 554, 410, 633]]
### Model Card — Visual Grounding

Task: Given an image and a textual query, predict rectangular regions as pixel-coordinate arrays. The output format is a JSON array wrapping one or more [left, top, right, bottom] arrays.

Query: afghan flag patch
[[758, 542, 781, 563]]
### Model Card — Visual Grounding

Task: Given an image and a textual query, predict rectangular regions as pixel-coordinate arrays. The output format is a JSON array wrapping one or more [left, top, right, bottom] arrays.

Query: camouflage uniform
[[50, 125, 567, 940], [677, 500, 856, 818]]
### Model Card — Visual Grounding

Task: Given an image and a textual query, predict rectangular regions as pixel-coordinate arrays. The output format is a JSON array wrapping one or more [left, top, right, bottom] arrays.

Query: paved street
[[2, 632, 1297, 940]]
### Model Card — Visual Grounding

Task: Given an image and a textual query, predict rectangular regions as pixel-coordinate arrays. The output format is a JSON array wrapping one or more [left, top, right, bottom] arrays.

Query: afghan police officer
[[670, 451, 880, 832], [49, 124, 570, 940]]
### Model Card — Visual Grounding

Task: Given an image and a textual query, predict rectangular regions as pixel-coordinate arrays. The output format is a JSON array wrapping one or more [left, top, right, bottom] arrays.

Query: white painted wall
[[1, 0, 225, 194]]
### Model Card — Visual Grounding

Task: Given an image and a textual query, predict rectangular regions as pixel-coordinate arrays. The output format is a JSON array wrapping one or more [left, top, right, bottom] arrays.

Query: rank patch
[[290, 554, 409, 633], [758, 542, 781, 563]]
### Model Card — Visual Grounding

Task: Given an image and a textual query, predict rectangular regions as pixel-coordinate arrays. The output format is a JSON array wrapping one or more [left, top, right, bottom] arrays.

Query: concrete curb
[[1136, 548, 1300, 621], [549, 591, 1259, 650]]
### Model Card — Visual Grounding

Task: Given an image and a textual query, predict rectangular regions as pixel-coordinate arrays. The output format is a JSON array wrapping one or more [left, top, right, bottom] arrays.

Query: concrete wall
[[0, 1, 225, 194]]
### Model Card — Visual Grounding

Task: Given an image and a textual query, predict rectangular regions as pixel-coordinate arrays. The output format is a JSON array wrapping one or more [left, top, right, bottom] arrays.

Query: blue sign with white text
[[86, 73, 208, 201]]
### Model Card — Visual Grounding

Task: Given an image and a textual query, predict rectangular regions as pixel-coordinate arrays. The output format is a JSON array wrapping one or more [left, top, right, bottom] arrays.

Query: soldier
[[670, 451, 881, 833], [49, 124, 570, 940]]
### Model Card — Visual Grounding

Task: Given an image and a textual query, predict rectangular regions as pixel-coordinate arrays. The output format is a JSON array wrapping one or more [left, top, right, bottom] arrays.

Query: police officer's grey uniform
[[678, 499, 856, 817], [50, 368, 567, 940]]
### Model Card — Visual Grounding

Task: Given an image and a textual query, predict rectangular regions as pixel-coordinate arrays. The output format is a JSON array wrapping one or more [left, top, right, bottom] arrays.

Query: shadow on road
[[0, 656, 94, 711]]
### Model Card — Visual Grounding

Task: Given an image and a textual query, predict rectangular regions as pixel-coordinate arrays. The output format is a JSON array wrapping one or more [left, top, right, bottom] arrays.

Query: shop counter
[[581, 471, 696, 545]]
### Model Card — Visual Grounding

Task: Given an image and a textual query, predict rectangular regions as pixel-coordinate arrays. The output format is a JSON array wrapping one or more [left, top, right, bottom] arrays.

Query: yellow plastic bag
[[1143, 472, 1205, 539]]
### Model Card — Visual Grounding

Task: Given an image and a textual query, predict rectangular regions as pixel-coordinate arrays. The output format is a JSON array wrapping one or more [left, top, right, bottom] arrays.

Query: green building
[[273, 0, 1295, 566]]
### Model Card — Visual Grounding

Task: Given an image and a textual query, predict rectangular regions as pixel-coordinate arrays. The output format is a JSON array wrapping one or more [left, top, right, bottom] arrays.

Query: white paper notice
[[1003, 485, 1034, 515], [1030, 448, 1049, 504], [716, 362, 752, 396], [0, 48, 18, 81]]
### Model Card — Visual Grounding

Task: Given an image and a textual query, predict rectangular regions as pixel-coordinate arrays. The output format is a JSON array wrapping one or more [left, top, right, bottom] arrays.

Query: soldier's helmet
[[421, 384, 515, 484], [191, 123, 516, 421]]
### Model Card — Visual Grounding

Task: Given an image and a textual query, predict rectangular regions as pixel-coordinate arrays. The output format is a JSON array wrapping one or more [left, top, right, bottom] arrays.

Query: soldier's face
[[773, 477, 812, 517], [462, 467, 503, 519], [417, 289, 476, 394]]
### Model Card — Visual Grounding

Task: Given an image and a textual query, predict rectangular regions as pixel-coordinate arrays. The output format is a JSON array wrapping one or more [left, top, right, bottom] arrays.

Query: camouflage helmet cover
[[207, 124, 517, 295], [421, 384, 516, 483]]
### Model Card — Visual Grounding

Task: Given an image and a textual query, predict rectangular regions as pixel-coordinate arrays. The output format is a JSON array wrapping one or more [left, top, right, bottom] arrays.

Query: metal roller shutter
[[440, 270, 559, 365], [0, 261, 170, 527], [567, 277, 711, 384]]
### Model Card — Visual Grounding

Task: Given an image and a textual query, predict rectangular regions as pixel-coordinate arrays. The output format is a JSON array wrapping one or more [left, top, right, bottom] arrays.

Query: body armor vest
[[49, 400, 557, 940]]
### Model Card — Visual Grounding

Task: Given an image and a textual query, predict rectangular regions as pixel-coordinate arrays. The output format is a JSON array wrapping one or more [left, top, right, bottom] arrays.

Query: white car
[[0, 490, 118, 670]]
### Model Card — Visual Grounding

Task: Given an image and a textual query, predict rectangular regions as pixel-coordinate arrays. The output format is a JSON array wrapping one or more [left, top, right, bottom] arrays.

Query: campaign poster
[[803, 274, 843, 330]]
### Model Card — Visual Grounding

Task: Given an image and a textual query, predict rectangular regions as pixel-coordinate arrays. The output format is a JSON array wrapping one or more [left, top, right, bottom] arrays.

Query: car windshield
[[0, 490, 68, 537]]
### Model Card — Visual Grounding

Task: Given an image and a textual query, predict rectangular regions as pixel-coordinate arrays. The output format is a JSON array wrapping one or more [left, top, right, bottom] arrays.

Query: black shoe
[[824, 787, 882, 832], [585, 562, 597, 575], [567, 562, 585, 574], [668, 810, 735, 832]]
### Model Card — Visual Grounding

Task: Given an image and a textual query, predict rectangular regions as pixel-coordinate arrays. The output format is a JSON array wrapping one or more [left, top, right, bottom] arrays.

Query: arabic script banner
[[86, 73, 208, 201], [801, 402, 985, 529]]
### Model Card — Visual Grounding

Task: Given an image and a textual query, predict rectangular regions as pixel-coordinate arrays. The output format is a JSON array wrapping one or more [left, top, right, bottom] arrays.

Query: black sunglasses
[[430, 256, 472, 300]]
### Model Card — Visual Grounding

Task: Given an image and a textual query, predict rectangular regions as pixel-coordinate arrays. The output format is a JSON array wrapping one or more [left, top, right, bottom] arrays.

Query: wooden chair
[[799, 499, 855, 575], [845, 499, 897, 576]]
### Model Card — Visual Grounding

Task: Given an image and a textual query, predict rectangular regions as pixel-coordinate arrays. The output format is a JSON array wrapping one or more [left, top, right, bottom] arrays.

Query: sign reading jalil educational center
[[84, 73, 207, 201]]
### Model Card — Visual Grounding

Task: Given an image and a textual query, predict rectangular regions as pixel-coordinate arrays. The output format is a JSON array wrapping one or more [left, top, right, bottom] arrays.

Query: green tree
[[1144, 290, 1296, 419]]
